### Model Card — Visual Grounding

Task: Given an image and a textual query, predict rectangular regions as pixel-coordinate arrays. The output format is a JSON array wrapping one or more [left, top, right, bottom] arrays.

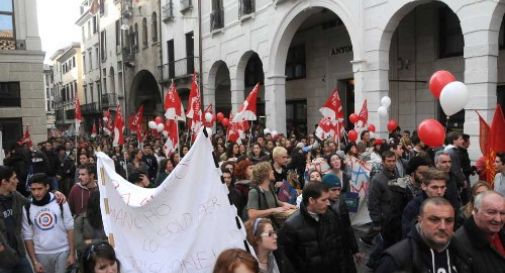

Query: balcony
[[159, 56, 198, 83], [162, 1, 174, 22], [82, 102, 99, 115], [101, 93, 118, 108], [210, 8, 224, 31], [121, 0, 133, 18], [239, 0, 254, 17], [122, 47, 135, 64], [180, 0, 192, 12]]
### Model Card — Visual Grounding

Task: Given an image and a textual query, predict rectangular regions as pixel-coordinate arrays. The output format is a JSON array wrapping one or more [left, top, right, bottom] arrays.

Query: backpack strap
[[25, 202, 32, 225]]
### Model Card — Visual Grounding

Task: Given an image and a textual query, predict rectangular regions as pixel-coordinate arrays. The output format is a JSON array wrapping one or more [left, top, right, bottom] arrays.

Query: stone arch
[[207, 60, 231, 115], [268, 0, 358, 76], [129, 70, 161, 116]]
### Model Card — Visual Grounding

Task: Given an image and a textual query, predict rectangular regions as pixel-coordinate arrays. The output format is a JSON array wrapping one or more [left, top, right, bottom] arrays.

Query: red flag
[[186, 72, 201, 119], [319, 89, 345, 135], [163, 119, 179, 157], [315, 117, 333, 140], [91, 122, 97, 138], [358, 99, 368, 125], [103, 109, 114, 136], [129, 105, 144, 132], [232, 83, 259, 122], [490, 105, 505, 153], [75, 97, 82, 134], [476, 111, 490, 155], [164, 82, 185, 121], [113, 105, 124, 147], [17, 126, 32, 148], [202, 104, 215, 128]]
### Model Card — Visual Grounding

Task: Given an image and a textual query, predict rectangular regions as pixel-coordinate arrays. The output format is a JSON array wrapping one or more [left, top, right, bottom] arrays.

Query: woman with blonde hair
[[245, 218, 280, 273], [213, 248, 259, 273], [458, 181, 490, 225]]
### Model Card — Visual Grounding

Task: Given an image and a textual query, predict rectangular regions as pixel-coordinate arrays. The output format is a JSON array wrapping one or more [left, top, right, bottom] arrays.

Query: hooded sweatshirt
[[68, 181, 97, 216]]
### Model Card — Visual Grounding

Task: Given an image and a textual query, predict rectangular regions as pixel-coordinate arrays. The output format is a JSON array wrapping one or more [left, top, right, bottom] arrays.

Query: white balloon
[[205, 127, 213, 136], [156, 123, 164, 132], [377, 106, 388, 118], [162, 130, 169, 137], [205, 112, 213, 122], [271, 130, 278, 137], [440, 81, 469, 116], [148, 121, 156, 129], [381, 96, 391, 108], [264, 128, 271, 135], [103, 117, 108, 122]]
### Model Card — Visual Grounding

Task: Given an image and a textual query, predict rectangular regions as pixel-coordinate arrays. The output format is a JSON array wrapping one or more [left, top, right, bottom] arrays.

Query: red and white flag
[[163, 119, 179, 157], [129, 105, 144, 132], [164, 82, 185, 121], [358, 99, 368, 125], [75, 97, 82, 135], [319, 89, 345, 136], [103, 109, 114, 136], [17, 126, 32, 148], [187, 72, 202, 141], [226, 114, 248, 144], [202, 104, 215, 128], [315, 117, 334, 140], [232, 83, 259, 122], [113, 105, 125, 147], [91, 122, 97, 138]]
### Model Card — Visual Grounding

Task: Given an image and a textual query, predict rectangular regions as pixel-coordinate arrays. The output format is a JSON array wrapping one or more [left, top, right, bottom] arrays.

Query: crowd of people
[[1, 122, 505, 273]]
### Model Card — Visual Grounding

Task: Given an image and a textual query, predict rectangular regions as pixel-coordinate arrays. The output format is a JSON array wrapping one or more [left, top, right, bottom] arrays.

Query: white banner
[[96, 130, 247, 273], [348, 157, 372, 226]]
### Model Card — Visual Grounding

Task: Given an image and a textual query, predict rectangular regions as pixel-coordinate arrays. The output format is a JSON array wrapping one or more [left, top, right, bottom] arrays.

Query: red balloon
[[429, 70, 455, 99], [367, 124, 376, 133], [348, 130, 358, 142], [221, 118, 229, 127], [387, 119, 398, 132], [418, 119, 446, 147], [216, 112, 224, 122], [349, 113, 359, 124], [154, 116, 163, 124]]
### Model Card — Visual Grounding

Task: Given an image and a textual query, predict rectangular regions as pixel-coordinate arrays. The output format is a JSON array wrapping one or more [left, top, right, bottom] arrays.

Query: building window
[[152, 12, 158, 42], [83, 53, 86, 71], [134, 23, 139, 51], [74, 82, 77, 98], [0, 118, 22, 150], [102, 68, 107, 93], [0, 82, 20, 107], [239, 0, 254, 17], [72, 57, 76, 68], [95, 46, 99, 67], [82, 26, 85, 41], [439, 6, 463, 58], [115, 20, 120, 47], [185, 32, 194, 74], [142, 18, 148, 48], [83, 84, 87, 103], [211, 0, 224, 31], [101, 30, 107, 61], [93, 16, 97, 34], [286, 44, 306, 80], [0, 0, 15, 50], [90, 84, 94, 102], [110, 67, 115, 94], [88, 49, 93, 71]]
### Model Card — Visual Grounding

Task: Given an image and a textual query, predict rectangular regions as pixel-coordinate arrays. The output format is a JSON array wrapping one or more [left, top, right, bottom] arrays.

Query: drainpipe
[[198, 0, 203, 104]]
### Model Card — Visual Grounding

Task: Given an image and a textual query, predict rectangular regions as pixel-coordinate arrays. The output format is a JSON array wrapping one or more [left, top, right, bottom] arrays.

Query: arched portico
[[207, 60, 232, 116], [129, 70, 162, 118]]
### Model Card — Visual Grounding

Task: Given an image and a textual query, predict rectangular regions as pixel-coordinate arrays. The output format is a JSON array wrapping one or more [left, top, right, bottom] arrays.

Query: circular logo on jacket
[[34, 209, 57, 231]]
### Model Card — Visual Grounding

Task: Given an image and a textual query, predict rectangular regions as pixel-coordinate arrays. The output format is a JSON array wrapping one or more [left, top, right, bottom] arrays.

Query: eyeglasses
[[260, 230, 277, 238]]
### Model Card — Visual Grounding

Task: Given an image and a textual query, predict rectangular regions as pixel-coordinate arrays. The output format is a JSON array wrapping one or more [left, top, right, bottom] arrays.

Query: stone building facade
[[199, 0, 505, 160], [0, 0, 45, 148]]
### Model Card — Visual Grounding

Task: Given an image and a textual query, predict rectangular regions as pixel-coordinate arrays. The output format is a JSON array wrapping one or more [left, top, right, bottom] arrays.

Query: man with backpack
[[22, 173, 75, 273]]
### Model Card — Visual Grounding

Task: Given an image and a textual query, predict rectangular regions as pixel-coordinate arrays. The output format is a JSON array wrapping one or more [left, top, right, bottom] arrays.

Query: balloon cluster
[[216, 112, 229, 127], [148, 116, 170, 137], [378, 96, 391, 118], [429, 70, 469, 116]]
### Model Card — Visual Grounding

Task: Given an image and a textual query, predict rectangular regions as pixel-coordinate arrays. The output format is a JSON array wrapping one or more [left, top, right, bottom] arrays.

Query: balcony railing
[[82, 102, 100, 115], [162, 1, 174, 22], [122, 47, 135, 63], [239, 0, 255, 17], [101, 93, 118, 108], [210, 8, 224, 31], [159, 56, 198, 83]]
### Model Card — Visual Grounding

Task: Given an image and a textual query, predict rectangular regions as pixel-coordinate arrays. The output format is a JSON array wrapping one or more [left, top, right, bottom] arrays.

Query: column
[[264, 74, 287, 135], [230, 76, 245, 114]]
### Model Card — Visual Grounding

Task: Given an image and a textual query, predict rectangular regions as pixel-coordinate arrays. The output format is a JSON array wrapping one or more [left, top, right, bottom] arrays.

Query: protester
[[458, 181, 490, 225], [245, 218, 280, 273], [68, 163, 98, 216], [212, 248, 259, 273], [22, 173, 75, 273], [141, 144, 158, 182], [126, 149, 148, 178], [231, 158, 253, 219], [83, 242, 121, 273], [434, 152, 461, 210], [325, 153, 350, 193], [453, 191, 505, 271], [154, 157, 175, 186], [376, 197, 470, 273], [494, 152, 505, 195]]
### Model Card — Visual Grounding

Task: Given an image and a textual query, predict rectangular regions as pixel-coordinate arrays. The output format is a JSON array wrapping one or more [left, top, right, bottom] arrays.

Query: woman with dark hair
[[325, 154, 351, 193], [126, 149, 148, 177], [221, 143, 240, 162], [213, 248, 259, 273], [249, 143, 268, 164], [83, 242, 120, 273], [154, 157, 175, 186], [74, 191, 107, 272], [245, 218, 280, 273]]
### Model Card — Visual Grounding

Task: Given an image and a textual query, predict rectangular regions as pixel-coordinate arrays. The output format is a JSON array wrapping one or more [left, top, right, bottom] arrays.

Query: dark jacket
[[402, 192, 427, 237], [452, 216, 505, 273], [0, 191, 29, 268], [330, 198, 358, 273], [279, 203, 348, 273], [376, 224, 471, 273], [367, 168, 396, 226]]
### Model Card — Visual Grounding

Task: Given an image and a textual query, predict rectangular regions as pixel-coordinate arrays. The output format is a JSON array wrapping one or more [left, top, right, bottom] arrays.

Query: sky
[[37, 0, 82, 63]]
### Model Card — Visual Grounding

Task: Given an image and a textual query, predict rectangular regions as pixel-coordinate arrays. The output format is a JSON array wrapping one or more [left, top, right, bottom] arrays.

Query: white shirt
[[494, 173, 505, 196]]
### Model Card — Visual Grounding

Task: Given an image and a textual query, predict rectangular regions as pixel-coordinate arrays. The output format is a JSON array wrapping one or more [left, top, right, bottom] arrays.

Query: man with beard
[[376, 197, 470, 273], [404, 156, 430, 199], [142, 144, 158, 182], [55, 146, 75, 197], [453, 191, 505, 272]]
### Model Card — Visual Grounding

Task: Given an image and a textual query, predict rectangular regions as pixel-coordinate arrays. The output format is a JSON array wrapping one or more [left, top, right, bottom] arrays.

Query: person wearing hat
[[322, 174, 363, 271]]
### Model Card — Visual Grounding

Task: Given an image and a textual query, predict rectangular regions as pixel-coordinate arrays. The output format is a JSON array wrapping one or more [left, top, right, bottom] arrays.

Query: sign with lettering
[[96, 131, 247, 273], [330, 45, 353, 56]]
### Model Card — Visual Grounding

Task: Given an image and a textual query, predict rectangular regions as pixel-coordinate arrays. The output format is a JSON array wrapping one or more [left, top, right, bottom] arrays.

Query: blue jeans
[[0, 256, 33, 273]]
